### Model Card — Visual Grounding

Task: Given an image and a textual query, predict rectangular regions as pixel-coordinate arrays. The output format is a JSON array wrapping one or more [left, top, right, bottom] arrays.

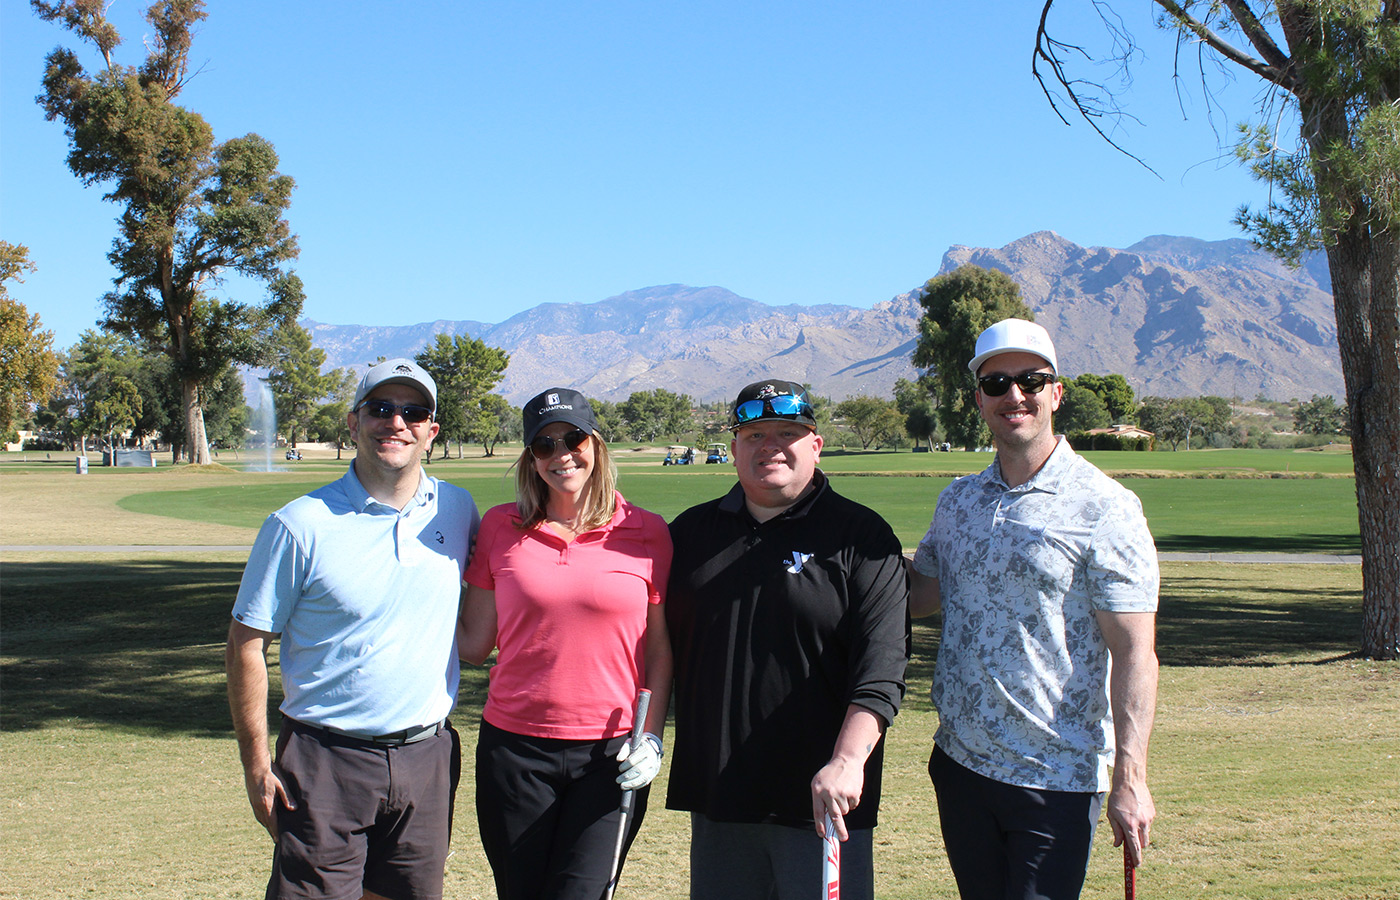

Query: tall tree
[[0, 242, 60, 439], [893, 376, 940, 449], [266, 322, 349, 448], [413, 332, 510, 459], [34, 0, 304, 465], [1034, 0, 1399, 659], [912, 265, 1034, 450]]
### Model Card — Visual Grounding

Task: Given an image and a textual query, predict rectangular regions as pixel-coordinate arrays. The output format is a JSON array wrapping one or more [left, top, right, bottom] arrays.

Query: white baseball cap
[[968, 318, 1058, 374]]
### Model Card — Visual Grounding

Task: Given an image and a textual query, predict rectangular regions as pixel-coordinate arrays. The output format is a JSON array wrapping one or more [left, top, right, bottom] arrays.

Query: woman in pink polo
[[458, 387, 673, 900]]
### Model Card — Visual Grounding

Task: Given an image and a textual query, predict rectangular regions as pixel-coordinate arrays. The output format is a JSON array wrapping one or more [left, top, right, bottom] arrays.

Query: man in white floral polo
[[909, 319, 1159, 900]]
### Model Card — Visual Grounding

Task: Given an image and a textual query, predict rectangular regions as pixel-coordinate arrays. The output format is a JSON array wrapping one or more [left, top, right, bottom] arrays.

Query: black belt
[[293, 718, 445, 747]]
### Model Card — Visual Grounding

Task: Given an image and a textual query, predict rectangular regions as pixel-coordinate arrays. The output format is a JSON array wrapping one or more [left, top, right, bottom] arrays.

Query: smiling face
[[530, 421, 596, 501], [974, 350, 1062, 455], [731, 420, 823, 519], [348, 383, 439, 485]]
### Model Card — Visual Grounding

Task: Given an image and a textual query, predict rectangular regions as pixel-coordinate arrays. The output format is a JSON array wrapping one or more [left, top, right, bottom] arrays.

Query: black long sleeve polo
[[664, 472, 910, 830]]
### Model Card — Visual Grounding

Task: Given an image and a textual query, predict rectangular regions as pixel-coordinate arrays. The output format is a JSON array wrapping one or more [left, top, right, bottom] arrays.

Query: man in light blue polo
[[909, 320, 1159, 900], [227, 358, 479, 900]]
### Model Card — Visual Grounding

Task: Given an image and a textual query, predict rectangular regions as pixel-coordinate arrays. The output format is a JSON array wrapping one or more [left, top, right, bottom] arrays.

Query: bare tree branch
[[1033, 0, 1160, 175]]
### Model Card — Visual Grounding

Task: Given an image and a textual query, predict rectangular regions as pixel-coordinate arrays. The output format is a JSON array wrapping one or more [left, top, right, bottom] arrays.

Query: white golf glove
[[616, 733, 663, 790]]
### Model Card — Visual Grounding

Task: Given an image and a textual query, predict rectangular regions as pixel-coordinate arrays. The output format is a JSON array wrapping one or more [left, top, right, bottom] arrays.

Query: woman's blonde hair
[[513, 432, 618, 531]]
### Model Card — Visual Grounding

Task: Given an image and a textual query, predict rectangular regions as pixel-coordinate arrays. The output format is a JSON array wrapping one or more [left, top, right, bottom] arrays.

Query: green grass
[[1, 554, 1396, 899], [115, 465, 1363, 554]]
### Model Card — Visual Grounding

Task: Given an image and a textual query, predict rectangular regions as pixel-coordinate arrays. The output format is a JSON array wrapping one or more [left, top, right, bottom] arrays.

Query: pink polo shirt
[[463, 492, 672, 740]]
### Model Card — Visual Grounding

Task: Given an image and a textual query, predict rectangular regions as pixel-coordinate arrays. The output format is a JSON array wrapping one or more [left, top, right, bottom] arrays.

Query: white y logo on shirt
[[785, 551, 814, 574]]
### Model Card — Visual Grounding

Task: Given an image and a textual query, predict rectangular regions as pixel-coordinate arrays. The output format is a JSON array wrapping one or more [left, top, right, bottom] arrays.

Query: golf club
[[1124, 844, 1137, 900], [822, 811, 840, 900], [604, 688, 651, 900]]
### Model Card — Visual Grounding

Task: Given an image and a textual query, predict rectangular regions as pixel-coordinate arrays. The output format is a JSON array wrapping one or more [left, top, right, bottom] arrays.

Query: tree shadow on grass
[[1157, 572, 1362, 666], [901, 568, 1361, 695], [1, 557, 493, 737], [1, 558, 254, 735], [1155, 532, 1361, 554]]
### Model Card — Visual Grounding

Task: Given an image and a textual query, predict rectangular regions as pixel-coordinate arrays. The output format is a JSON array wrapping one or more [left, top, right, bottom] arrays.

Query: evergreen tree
[[34, 0, 303, 464], [912, 265, 1033, 450]]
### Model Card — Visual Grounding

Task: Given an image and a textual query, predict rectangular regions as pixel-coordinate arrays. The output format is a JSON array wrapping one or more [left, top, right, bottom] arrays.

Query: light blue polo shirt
[[233, 463, 479, 736]]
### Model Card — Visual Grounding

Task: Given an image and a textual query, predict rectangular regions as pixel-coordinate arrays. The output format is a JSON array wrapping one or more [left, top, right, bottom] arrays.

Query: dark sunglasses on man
[[356, 398, 434, 424], [977, 372, 1056, 397], [530, 429, 590, 459]]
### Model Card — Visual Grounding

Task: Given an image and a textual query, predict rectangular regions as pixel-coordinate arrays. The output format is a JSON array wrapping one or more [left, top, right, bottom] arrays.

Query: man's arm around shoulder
[[226, 619, 294, 838]]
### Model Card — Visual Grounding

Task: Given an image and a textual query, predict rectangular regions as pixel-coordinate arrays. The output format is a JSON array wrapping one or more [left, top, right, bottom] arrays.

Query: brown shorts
[[267, 718, 461, 900]]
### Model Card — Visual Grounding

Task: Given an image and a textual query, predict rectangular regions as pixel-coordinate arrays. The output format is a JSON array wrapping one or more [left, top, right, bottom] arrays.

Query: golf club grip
[[1124, 845, 1136, 900], [822, 812, 840, 900], [629, 689, 652, 749]]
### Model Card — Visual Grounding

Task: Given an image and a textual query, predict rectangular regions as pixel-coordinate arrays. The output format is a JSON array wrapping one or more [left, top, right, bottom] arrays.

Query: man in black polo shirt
[[665, 379, 910, 900]]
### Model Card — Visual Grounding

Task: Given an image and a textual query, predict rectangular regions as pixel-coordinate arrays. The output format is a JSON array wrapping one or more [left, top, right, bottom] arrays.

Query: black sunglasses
[[977, 372, 1056, 397], [357, 398, 434, 423], [530, 429, 590, 458]]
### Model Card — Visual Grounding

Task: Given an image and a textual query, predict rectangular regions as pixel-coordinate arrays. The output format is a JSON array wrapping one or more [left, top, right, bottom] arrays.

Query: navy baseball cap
[[523, 388, 599, 444]]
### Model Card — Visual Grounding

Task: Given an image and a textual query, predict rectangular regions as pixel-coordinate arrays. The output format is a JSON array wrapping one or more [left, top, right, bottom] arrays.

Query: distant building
[[1084, 423, 1155, 440]]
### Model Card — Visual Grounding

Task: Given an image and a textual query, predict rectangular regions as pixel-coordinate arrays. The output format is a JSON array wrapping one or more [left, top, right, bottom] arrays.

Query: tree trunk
[[183, 376, 211, 465], [1327, 225, 1400, 660]]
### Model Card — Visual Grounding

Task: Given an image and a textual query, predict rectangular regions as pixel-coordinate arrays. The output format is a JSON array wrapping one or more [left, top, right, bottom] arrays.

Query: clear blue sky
[[3, 1, 1276, 350]]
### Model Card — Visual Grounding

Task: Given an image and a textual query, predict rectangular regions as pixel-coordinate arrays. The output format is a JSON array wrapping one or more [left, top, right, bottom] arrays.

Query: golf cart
[[662, 445, 695, 465], [704, 443, 729, 464]]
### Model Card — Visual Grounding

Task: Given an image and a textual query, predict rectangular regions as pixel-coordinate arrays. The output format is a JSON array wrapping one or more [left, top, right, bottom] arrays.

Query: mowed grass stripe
[[116, 469, 1362, 554]]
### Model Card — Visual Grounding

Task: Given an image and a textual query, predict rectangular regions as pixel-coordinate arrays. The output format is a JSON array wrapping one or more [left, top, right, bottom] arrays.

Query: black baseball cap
[[523, 387, 599, 444], [728, 380, 817, 431]]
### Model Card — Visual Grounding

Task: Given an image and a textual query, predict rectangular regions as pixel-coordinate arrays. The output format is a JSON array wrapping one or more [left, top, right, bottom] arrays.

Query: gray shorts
[[688, 814, 874, 900], [267, 718, 461, 900]]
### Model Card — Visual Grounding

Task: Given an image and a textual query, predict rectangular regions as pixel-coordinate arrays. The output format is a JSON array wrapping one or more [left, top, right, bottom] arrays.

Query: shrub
[[1066, 431, 1155, 451]]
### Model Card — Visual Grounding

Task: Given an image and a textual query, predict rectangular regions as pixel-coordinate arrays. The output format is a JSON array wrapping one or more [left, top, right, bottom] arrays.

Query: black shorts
[[268, 718, 461, 900]]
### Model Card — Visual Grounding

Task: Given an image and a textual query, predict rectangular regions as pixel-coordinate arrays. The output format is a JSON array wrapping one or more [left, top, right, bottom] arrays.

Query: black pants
[[930, 746, 1102, 900], [475, 719, 648, 900]]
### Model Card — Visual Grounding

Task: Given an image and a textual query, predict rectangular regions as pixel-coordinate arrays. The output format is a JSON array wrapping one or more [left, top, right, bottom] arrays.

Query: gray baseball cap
[[353, 358, 438, 412]]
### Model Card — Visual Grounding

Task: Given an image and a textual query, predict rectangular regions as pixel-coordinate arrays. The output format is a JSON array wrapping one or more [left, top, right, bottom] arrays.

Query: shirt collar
[[343, 462, 433, 512], [990, 437, 1075, 494], [719, 469, 829, 523]]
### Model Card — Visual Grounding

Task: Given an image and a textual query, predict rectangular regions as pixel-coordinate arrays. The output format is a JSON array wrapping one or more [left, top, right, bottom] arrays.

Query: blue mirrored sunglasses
[[733, 395, 814, 425]]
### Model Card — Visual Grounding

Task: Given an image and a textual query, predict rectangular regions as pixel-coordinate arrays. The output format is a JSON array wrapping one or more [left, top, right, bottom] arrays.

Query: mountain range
[[304, 231, 1343, 404]]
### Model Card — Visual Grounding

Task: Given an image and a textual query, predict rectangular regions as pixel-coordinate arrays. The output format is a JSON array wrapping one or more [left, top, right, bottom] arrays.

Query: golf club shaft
[[1124, 844, 1136, 900], [605, 689, 652, 900]]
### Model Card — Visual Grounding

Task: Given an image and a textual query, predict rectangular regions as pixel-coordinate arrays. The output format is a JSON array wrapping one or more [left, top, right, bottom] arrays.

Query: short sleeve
[[232, 514, 307, 633], [463, 505, 506, 590], [645, 512, 674, 605], [1086, 491, 1159, 612]]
